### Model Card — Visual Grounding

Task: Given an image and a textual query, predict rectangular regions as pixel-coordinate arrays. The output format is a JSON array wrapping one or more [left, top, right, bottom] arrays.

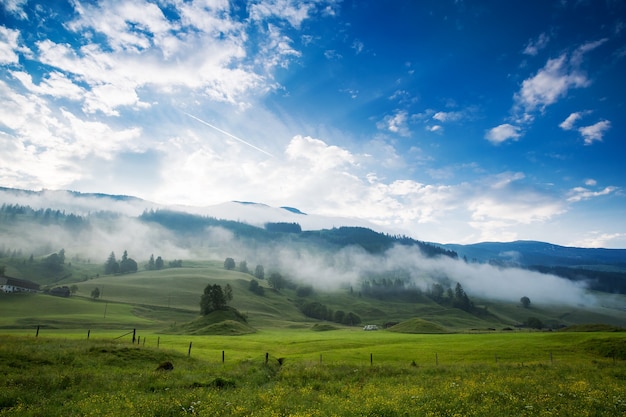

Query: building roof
[[0, 276, 40, 291]]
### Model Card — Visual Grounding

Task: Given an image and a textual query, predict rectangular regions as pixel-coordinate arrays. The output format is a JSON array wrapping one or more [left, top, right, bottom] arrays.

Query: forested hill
[[0, 203, 457, 259], [139, 209, 458, 258]]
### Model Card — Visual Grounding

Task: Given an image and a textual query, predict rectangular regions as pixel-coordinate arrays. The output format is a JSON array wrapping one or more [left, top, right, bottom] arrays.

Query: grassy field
[[3, 259, 625, 332], [2, 260, 626, 416], [1, 331, 625, 416]]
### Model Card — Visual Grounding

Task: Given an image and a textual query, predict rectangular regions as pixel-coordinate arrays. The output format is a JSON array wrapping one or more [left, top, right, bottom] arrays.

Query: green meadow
[[2, 260, 626, 415]]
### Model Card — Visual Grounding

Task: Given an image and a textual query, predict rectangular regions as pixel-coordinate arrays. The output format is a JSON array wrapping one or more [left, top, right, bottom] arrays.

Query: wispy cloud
[[523, 32, 550, 56], [378, 110, 411, 137], [559, 111, 588, 130], [567, 185, 617, 202]]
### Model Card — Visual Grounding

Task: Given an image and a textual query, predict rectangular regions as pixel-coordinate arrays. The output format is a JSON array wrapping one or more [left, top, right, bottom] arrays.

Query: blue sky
[[1, 0, 625, 248]]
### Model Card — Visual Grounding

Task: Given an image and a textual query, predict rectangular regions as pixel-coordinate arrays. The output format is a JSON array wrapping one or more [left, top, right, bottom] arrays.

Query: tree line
[[104, 251, 183, 275]]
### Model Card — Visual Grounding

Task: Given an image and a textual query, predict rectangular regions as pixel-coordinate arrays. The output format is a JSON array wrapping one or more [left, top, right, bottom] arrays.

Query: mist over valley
[[1, 186, 625, 330]]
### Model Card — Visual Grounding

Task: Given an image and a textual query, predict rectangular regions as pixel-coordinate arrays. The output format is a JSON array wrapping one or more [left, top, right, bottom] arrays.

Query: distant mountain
[[444, 241, 626, 268]]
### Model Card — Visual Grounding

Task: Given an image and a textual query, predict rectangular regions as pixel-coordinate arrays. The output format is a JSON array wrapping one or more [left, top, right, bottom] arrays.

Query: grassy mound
[[559, 323, 625, 332], [311, 323, 339, 331], [387, 318, 450, 334], [580, 337, 626, 360], [171, 308, 256, 335]]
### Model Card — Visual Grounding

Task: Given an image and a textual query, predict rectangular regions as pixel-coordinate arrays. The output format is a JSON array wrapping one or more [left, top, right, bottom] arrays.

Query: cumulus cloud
[[0, 26, 24, 64], [515, 54, 589, 114], [0, 0, 28, 19], [579, 120, 611, 145], [485, 123, 521, 144]]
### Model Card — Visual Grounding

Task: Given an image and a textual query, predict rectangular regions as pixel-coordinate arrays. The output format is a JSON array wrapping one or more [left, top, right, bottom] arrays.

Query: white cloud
[[523, 32, 550, 56], [578, 120, 610, 145], [351, 39, 364, 54], [432, 111, 462, 122], [559, 111, 584, 130], [515, 54, 589, 113], [567, 185, 617, 203], [485, 123, 521, 144], [257, 23, 302, 70], [249, 0, 313, 29], [83, 83, 149, 116], [0, 26, 23, 64], [68, 0, 172, 53], [0, 0, 27, 19], [570, 38, 608, 67], [584, 178, 597, 186], [378, 110, 411, 137], [571, 232, 626, 248], [10, 70, 85, 100]]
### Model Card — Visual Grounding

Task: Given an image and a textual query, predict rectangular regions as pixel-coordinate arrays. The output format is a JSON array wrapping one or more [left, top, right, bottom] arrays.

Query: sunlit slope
[[3, 260, 625, 331], [0, 293, 155, 329], [73, 263, 309, 328]]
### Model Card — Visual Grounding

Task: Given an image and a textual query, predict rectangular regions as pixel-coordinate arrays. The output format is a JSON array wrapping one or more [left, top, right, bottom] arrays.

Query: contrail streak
[[183, 112, 274, 158]]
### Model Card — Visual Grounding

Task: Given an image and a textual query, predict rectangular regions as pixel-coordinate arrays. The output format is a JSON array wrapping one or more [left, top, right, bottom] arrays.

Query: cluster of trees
[[265, 222, 302, 233], [224, 257, 265, 280], [0, 203, 88, 230], [104, 251, 138, 275], [360, 275, 423, 302], [299, 301, 362, 326], [104, 251, 183, 275], [146, 254, 183, 270], [200, 283, 233, 315], [426, 282, 474, 312], [43, 249, 66, 272]]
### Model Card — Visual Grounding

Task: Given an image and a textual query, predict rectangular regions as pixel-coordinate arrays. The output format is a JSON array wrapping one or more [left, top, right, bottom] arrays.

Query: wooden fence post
[[188, 342, 192, 357], [157, 337, 160, 349], [370, 353, 373, 365], [222, 350, 225, 364], [87, 330, 90, 339], [435, 353, 439, 366], [36, 325, 40, 337], [132, 329, 136, 344], [265, 352, 269, 364]]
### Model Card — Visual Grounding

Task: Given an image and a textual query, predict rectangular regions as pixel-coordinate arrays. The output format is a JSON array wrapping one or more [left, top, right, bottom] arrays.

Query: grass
[[1, 332, 625, 416], [2, 257, 626, 416]]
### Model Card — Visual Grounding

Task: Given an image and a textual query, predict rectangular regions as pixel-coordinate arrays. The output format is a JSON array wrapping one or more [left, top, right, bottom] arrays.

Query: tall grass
[[1, 333, 625, 416]]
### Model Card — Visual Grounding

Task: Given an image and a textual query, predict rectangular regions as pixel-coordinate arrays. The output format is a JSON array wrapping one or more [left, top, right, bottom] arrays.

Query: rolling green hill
[[2, 259, 625, 332]]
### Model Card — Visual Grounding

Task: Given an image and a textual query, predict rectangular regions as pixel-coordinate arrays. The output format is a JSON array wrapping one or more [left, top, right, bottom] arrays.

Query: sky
[[0, 0, 625, 248]]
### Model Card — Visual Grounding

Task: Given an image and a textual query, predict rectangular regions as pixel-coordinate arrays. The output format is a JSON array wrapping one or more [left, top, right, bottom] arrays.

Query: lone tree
[[200, 284, 231, 315], [526, 316, 543, 329], [268, 272, 285, 291], [223, 257, 236, 270], [254, 264, 265, 280], [104, 252, 119, 274], [520, 296, 531, 308], [91, 287, 100, 299]]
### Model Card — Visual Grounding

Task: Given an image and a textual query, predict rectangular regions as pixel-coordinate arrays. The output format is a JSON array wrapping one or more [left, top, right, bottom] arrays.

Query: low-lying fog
[[0, 189, 594, 307]]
